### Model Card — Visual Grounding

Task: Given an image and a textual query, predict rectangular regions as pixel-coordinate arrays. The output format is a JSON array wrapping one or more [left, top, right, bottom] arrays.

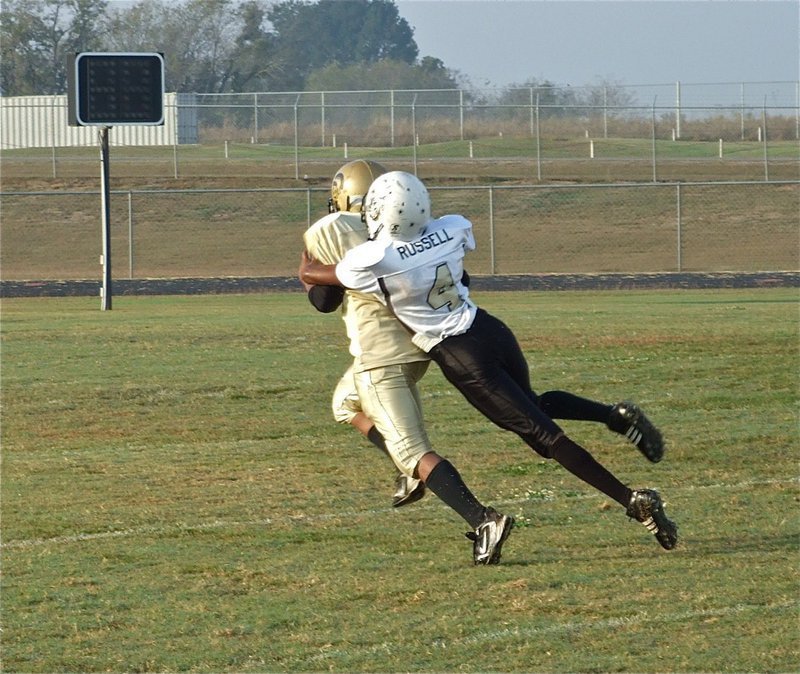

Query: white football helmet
[[363, 171, 432, 242]]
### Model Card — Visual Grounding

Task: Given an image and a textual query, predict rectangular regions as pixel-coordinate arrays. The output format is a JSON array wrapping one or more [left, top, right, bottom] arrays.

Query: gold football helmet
[[329, 159, 388, 213]]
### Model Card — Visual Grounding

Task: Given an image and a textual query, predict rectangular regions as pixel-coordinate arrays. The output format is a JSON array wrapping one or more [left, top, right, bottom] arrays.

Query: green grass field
[[3, 135, 799, 185], [2, 289, 799, 672]]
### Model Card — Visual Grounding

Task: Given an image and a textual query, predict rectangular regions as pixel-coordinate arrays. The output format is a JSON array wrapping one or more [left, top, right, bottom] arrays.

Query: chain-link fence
[[2, 181, 797, 281], [3, 81, 799, 183], [189, 82, 800, 147]]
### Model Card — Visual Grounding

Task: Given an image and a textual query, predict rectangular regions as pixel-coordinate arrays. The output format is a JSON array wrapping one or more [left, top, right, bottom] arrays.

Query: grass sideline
[[3, 136, 799, 186], [2, 289, 799, 672]]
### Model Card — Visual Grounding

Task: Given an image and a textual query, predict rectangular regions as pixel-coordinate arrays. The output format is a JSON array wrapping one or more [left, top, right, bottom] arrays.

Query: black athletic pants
[[429, 308, 565, 457], [428, 308, 631, 506]]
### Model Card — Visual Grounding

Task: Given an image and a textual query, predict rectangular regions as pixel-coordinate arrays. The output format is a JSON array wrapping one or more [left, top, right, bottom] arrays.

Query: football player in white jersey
[[299, 171, 678, 551], [301, 161, 513, 564]]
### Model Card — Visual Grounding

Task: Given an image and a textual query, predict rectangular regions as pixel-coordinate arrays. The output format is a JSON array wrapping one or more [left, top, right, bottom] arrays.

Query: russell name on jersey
[[396, 228, 455, 260]]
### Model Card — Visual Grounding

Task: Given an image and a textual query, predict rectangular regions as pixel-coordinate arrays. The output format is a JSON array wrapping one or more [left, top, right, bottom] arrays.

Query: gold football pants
[[352, 360, 432, 476]]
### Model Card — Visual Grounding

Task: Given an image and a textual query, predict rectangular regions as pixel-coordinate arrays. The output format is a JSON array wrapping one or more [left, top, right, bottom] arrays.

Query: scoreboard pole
[[67, 52, 164, 311], [99, 126, 112, 310]]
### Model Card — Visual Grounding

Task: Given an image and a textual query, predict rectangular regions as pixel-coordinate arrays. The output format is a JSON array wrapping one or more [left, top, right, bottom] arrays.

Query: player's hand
[[298, 249, 314, 290], [299, 250, 340, 287]]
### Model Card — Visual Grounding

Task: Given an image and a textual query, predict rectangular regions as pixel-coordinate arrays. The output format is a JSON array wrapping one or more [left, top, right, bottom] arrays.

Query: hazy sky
[[395, 0, 800, 88]]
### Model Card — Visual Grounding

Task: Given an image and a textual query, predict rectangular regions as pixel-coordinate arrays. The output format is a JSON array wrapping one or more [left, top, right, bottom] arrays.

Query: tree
[[103, 0, 246, 93], [267, 0, 418, 90], [100, 0, 286, 93], [0, 0, 108, 95], [306, 58, 458, 92], [63, 0, 107, 55], [229, 0, 282, 91], [0, 0, 441, 96], [577, 78, 636, 116], [498, 78, 580, 118]]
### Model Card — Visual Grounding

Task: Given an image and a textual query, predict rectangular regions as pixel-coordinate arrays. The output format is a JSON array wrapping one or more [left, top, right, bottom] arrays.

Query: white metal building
[[0, 92, 198, 149]]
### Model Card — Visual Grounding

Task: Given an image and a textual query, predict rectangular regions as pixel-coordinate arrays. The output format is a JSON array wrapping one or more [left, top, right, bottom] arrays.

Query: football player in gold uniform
[[302, 160, 426, 507], [301, 160, 513, 564]]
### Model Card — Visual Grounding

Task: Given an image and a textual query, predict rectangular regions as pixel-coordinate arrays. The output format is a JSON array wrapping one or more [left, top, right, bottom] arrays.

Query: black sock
[[367, 425, 389, 456], [424, 459, 486, 528], [539, 390, 613, 423], [551, 436, 632, 507]]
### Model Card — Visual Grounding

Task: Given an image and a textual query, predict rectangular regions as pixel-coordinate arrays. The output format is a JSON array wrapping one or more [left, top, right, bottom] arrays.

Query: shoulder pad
[[304, 212, 368, 265], [341, 239, 389, 271]]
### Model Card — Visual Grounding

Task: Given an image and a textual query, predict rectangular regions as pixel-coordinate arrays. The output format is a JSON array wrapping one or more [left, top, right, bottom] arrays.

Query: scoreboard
[[68, 52, 164, 126]]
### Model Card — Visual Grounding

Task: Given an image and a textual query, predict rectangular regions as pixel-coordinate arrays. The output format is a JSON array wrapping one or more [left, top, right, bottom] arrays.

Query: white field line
[[303, 599, 799, 666], [2, 475, 797, 550]]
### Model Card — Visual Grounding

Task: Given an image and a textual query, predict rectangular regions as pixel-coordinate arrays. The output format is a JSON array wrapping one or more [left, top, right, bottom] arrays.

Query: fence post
[[390, 90, 395, 148], [762, 99, 769, 181], [411, 94, 418, 175], [676, 183, 682, 272], [51, 95, 58, 179], [320, 91, 326, 146], [253, 93, 259, 144], [127, 191, 134, 278], [294, 94, 300, 180], [796, 80, 799, 141], [459, 89, 465, 141], [535, 93, 542, 181], [489, 186, 496, 274], [529, 87, 535, 138], [675, 81, 681, 140], [651, 98, 658, 183]]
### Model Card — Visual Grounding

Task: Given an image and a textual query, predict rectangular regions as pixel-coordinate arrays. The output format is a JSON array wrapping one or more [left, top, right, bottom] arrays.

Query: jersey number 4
[[427, 263, 463, 311]]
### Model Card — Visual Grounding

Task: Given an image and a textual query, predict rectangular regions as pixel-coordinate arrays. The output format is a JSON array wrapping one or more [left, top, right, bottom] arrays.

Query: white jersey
[[336, 214, 479, 352], [303, 211, 428, 371]]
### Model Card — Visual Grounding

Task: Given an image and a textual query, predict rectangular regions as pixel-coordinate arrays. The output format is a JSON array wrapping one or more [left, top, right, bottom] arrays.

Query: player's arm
[[299, 249, 341, 287]]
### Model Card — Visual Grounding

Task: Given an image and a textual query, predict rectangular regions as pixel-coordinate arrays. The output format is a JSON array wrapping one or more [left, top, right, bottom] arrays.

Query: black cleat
[[626, 489, 678, 550], [465, 508, 514, 565], [392, 472, 426, 508], [608, 401, 665, 463]]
